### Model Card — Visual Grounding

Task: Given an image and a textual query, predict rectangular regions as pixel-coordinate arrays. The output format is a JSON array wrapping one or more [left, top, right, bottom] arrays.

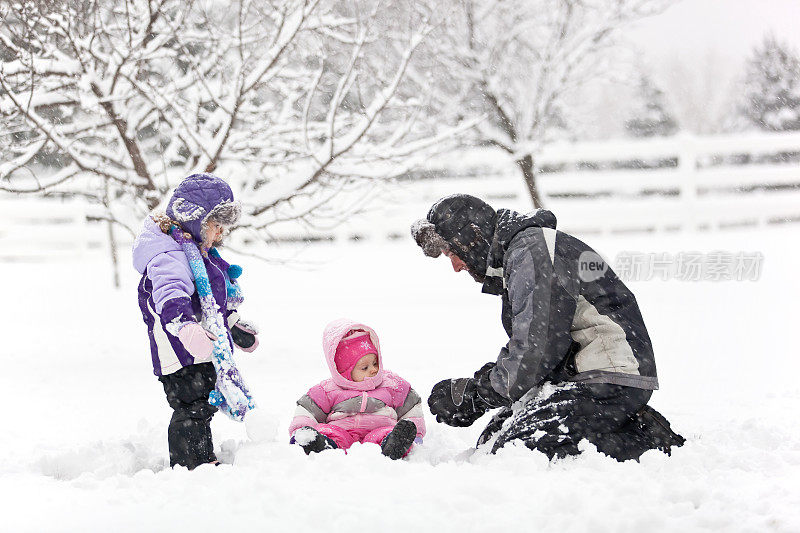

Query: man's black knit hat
[[421, 194, 497, 278]]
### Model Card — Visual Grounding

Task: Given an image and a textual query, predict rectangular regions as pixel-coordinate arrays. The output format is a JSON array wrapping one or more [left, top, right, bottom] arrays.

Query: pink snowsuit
[[288, 319, 426, 450]]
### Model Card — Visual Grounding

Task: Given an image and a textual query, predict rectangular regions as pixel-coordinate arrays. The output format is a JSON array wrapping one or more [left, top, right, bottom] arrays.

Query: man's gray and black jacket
[[476, 208, 659, 407]]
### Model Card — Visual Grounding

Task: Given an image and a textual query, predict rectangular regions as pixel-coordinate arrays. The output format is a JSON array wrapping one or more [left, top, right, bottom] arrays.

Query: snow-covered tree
[[0, 0, 456, 239], [624, 73, 678, 137], [416, 0, 669, 208], [742, 35, 800, 132]]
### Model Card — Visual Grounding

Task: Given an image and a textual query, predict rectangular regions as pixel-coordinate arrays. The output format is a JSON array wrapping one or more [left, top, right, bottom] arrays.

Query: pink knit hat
[[334, 330, 379, 380]]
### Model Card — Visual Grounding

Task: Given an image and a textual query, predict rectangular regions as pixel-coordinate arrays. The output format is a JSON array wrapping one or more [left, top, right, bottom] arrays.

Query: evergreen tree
[[625, 74, 678, 138], [743, 35, 800, 131]]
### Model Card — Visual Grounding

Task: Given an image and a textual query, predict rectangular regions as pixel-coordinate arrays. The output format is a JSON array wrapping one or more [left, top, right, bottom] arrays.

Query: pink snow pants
[[315, 424, 394, 450]]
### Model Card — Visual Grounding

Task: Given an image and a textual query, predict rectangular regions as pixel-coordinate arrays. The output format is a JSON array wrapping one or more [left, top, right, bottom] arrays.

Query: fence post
[[678, 133, 699, 232], [77, 199, 92, 257]]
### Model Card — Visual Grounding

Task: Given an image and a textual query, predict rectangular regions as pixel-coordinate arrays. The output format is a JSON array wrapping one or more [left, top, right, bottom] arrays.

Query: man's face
[[444, 250, 483, 283], [445, 249, 467, 272]]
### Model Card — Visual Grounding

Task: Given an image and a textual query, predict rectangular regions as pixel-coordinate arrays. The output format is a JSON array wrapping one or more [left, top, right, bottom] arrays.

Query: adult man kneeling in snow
[[412, 194, 684, 461]]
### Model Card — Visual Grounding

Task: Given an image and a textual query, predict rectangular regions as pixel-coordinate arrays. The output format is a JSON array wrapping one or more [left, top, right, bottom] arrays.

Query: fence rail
[[0, 198, 106, 261], [256, 132, 800, 243], [2, 131, 800, 260]]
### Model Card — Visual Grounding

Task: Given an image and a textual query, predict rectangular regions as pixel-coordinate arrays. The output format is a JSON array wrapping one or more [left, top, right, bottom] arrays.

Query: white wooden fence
[[2, 131, 799, 261], [278, 131, 800, 242], [0, 198, 107, 262]]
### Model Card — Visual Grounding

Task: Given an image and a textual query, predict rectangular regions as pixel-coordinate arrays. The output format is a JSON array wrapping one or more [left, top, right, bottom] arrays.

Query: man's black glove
[[472, 362, 512, 408], [428, 378, 489, 427]]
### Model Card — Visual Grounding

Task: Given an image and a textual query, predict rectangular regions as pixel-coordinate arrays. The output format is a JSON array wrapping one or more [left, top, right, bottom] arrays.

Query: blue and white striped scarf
[[170, 226, 255, 421]]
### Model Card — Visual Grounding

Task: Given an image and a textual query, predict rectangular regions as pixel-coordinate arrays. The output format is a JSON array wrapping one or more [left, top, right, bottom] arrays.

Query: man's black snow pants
[[158, 363, 218, 469], [478, 383, 684, 462]]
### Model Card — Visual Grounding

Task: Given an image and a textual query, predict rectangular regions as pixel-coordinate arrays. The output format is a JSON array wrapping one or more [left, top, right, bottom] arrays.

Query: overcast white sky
[[627, 0, 800, 73], [578, 0, 800, 136]]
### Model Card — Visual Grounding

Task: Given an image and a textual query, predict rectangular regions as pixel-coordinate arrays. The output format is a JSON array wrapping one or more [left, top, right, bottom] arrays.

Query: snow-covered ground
[[2, 226, 799, 532]]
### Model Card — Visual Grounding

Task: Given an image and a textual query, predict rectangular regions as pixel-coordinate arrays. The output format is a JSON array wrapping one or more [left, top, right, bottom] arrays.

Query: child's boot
[[293, 426, 338, 455], [381, 420, 417, 460]]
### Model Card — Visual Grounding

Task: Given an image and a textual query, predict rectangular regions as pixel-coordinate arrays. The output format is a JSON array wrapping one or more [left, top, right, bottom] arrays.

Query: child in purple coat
[[132, 173, 258, 469]]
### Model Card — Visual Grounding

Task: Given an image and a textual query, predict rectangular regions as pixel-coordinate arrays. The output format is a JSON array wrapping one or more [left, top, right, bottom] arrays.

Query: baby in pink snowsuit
[[289, 318, 426, 459]]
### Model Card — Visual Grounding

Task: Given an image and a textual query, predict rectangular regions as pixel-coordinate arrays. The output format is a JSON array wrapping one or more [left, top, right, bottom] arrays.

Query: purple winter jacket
[[132, 217, 234, 376]]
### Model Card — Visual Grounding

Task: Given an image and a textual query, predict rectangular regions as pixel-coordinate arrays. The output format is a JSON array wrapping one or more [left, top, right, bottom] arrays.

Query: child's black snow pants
[[158, 363, 218, 469], [477, 383, 684, 461]]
